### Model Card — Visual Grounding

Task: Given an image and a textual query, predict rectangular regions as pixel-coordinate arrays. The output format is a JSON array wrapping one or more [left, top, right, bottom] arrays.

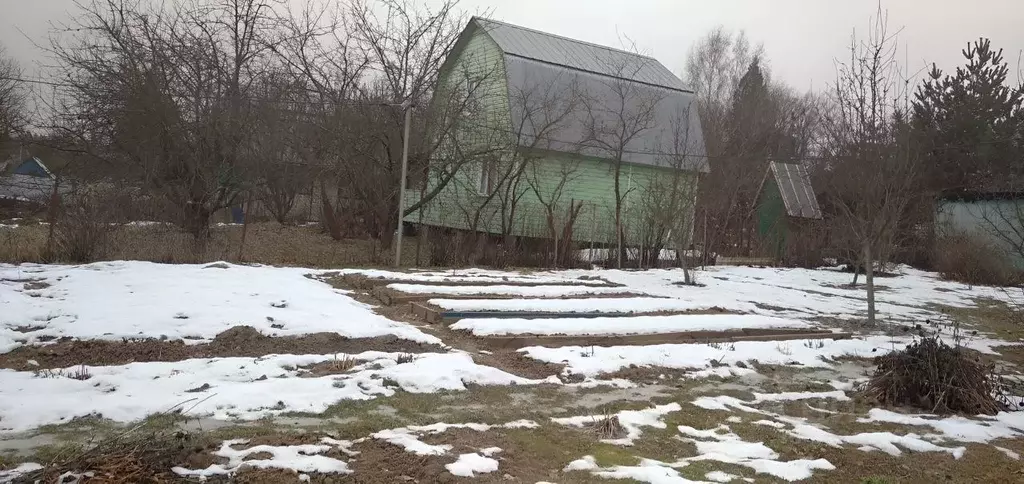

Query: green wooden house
[[754, 161, 822, 260], [404, 18, 707, 250]]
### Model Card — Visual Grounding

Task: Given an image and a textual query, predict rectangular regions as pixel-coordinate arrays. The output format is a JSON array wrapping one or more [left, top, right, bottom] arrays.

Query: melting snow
[[752, 390, 850, 402], [445, 452, 500, 477], [689, 393, 989, 458], [522, 337, 897, 376], [172, 438, 354, 477], [551, 403, 681, 446], [429, 297, 758, 314], [676, 423, 835, 481], [705, 470, 749, 482], [452, 314, 810, 337], [387, 283, 632, 297], [373, 421, 537, 456], [0, 462, 43, 483], [339, 268, 609, 285], [0, 261, 439, 352], [0, 353, 542, 432]]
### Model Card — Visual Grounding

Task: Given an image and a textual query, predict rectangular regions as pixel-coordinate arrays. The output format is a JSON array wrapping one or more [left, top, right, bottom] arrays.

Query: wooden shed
[[754, 161, 822, 261]]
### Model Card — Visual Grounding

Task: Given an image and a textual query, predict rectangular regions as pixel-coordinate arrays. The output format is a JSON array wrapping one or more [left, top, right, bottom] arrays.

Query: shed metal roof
[[763, 161, 822, 219], [474, 18, 691, 93]]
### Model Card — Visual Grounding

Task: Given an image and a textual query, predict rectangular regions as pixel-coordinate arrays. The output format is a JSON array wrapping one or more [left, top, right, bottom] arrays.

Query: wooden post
[[237, 190, 254, 261]]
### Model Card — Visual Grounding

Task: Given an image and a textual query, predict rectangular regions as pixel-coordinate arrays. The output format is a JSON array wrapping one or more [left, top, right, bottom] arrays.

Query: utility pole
[[394, 101, 414, 267]]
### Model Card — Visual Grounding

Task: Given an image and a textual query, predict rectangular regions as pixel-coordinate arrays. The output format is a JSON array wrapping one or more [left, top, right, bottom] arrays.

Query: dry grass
[[0, 222, 425, 267], [934, 235, 1022, 287]]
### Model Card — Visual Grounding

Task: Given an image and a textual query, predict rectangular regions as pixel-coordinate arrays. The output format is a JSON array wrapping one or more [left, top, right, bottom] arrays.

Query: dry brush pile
[[865, 335, 1010, 415]]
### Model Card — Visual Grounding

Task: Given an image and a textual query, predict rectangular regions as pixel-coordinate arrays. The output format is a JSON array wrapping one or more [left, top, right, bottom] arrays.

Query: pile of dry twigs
[[865, 335, 1007, 415]]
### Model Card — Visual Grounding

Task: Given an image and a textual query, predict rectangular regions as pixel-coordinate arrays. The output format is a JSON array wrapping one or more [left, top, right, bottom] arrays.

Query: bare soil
[[472, 351, 564, 380], [602, 365, 701, 384], [346, 439, 454, 483], [0, 326, 444, 370]]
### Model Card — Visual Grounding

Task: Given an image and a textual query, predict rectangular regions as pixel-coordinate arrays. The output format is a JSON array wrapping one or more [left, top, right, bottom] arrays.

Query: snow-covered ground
[[387, 283, 635, 297], [548, 265, 1019, 321], [0, 261, 440, 352], [521, 336, 903, 376], [429, 296, 760, 314], [1, 261, 1022, 482], [340, 268, 611, 285], [0, 352, 549, 433]]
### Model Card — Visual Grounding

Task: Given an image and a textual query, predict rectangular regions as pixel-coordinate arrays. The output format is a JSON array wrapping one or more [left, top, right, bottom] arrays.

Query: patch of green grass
[[860, 477, 892, 484], [939, 299, 1023, 341], [30, 441, 87, 465]]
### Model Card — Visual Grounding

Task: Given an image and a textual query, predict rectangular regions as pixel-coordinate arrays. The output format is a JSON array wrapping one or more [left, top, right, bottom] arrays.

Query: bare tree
[[820, 9, 920, 324], [977, 193, 1024, 269], [0, 45, 24, 142], [281, 0, 509, 249], [582, 59, 664, 268], [684, 28, 763, 159], [441, 67, 585, 264], [49, 0, 283, 241], [524, 155, 584, 267], [637, 107, 702, 281], [684, 28, 819, 262]]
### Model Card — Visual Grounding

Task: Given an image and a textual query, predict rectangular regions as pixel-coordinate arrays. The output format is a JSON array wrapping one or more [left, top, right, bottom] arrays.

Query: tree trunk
[[614, 167, 623, 269], [680, 247, 692, 285], [319, 181, 342, 240], [864, 241, 876, 325], [237, 191, 253, 261], [45, 179, 60, 260], [184, 202, 212, 242]]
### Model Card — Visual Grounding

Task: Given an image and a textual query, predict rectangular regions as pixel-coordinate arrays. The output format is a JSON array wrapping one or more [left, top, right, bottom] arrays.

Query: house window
[[476, 161, 496, 195]]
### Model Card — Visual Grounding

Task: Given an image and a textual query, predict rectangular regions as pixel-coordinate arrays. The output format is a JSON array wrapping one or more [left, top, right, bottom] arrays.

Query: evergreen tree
[[912, 38, 1024, 192]]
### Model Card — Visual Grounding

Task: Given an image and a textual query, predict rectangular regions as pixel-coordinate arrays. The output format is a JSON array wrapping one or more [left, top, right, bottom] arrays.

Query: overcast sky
[[2, 0, 1022, 92]]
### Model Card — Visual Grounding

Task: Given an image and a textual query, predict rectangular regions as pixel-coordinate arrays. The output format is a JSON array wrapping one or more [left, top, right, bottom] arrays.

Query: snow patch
[[445, 453, 500, 477], [172, 438, 354, 477], [430, 297, 757, 314], [521, 336, 900, 377], [373, 420, 538, 456], [453, 314, 809, 337], [340, 268, 609, 285], [857, 408, 1024, 443], [752, 390, 850, 403], [705, 470, 746, 482], [0, 261, 440, 352], [551, 403, 681, 446], [388, 283, 633, 297], [0, 353, 543, 432], [0, 462, 43, 483], [676, 423, 835, 481]]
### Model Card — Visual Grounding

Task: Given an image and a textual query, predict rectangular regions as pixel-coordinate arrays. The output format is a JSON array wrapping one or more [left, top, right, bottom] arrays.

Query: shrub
[[934, 234, 1021, 286]]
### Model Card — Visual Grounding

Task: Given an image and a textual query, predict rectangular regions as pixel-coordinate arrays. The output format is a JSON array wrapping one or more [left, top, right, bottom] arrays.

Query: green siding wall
[[408, 151, 694, 244], [936, 199, 1024, 270], [756, 179, 786, 258]]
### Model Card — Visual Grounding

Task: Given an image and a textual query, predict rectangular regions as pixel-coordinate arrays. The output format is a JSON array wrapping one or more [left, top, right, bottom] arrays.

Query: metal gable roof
[[505, 56, 707, 171], [766, 161, 822, 219], [473, 17, 690, 92]]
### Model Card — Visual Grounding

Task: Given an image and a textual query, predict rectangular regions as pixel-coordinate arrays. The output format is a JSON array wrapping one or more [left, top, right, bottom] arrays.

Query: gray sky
[[3, 0, 1022, 91]]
